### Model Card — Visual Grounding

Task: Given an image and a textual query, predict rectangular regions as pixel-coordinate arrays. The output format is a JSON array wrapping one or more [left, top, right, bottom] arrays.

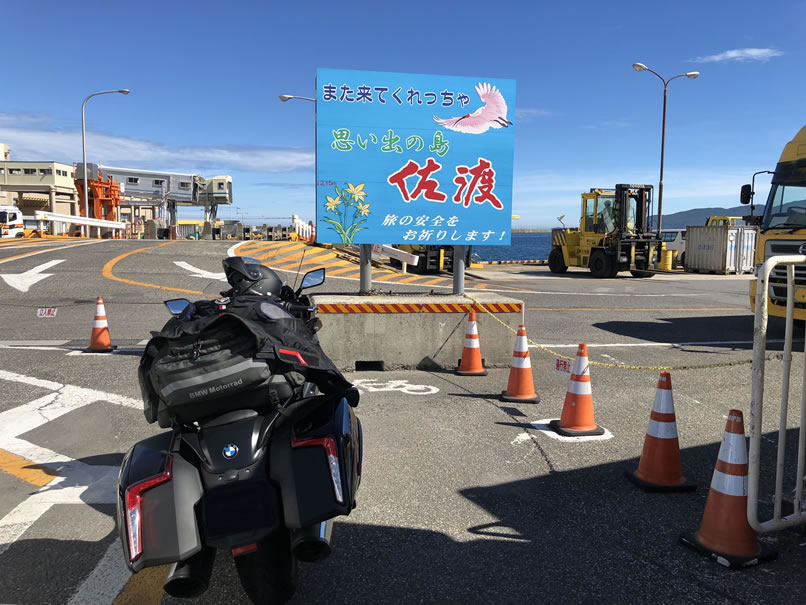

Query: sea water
[[473, 232, 551, 262]]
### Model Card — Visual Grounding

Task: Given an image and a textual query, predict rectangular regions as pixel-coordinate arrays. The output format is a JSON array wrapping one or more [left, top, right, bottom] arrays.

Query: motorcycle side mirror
[[298, 268, 325, 292], [165, 298, 192, 316], [740, 184, 752, 205]]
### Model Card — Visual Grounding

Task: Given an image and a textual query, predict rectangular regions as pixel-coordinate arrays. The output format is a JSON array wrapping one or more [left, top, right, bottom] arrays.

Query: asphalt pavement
[[0, 238, 804, 604]]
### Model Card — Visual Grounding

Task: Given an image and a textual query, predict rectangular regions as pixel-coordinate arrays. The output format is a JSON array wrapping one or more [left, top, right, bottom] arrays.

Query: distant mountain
[[652, 204, 765, 229]]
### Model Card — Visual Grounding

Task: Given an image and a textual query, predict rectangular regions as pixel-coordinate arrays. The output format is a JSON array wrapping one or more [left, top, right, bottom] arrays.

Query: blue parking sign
[[316, 68, 515, 245]]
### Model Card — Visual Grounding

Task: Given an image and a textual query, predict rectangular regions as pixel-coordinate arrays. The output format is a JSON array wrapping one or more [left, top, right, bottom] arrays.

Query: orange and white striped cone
[[85, 297, 116, 353], [680, 410, 776, 568], [501, 325, 539, 403], [456, 310, 487, 376], [549, 344, 604, 436], [626, 372, 695, 492]]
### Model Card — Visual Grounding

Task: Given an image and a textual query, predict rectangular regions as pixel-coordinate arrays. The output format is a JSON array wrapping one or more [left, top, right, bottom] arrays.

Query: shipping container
[[685, 226, 757, 274]]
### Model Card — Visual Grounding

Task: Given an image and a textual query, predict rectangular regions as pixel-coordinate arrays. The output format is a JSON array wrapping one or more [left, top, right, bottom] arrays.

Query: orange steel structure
[[74, 170, 123, 221]]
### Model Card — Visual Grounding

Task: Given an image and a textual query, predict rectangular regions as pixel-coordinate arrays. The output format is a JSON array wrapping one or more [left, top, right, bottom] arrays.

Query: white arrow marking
[[0, 259, 64, 292], [174, 260, 227, 281]]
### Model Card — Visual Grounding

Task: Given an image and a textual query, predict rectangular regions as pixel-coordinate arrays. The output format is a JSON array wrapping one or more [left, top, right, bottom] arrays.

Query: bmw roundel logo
[[223, 444, 239, 459]]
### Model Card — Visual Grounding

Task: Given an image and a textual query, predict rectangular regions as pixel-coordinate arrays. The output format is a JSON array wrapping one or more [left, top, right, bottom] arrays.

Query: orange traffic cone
[[626, 372, 695, 492], [456, 310, 487, 376], [501, 324, 539, 403], [85, 297, 116, 353], [549, 344, 604, 436], [680, 410, 776, 568]]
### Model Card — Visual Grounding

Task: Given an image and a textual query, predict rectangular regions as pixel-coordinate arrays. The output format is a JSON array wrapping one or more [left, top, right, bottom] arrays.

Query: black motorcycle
[[116, 257, 362, 603]]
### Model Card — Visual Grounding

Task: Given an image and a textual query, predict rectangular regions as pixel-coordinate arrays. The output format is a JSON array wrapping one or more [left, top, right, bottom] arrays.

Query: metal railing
[[748, 254, 806, 532]]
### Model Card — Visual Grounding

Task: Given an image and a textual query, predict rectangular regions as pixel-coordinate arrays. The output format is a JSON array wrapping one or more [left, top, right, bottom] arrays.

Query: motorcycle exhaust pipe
[[291, 519, 333, 562], [163, 547, 216, 599]]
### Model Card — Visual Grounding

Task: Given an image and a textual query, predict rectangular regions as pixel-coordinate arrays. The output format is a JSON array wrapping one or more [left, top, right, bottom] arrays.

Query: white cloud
[[692, 48, 783, 63], [515, 107, 554, 121], [0, 124, 314, 174]]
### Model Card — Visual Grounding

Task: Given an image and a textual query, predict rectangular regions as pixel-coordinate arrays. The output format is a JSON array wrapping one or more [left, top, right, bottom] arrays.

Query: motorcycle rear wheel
[[235, 530, 298, 604]]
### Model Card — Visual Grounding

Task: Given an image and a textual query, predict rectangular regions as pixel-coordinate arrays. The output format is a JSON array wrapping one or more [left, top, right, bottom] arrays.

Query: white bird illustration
[[432, 82, 513, 134]]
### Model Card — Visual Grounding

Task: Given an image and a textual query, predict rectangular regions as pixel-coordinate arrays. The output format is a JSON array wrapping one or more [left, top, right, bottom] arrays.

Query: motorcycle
[[116, 257, 362, 604]]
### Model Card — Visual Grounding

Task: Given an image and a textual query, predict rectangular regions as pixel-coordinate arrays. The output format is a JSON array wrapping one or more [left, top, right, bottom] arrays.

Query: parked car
[[661, 229, 686, 266]]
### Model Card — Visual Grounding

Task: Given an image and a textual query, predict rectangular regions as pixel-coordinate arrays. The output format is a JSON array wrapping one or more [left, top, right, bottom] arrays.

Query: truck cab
[[747, 125, 806, 319], [0, 205, 24, 238]]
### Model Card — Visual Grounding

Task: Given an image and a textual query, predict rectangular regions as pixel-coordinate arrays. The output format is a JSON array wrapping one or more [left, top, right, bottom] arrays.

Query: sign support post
[[360, 243, 372, 294], [453, 245, 465, 294]]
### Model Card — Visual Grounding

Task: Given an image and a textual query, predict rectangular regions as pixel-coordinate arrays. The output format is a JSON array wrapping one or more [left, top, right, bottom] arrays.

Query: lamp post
[[279, 93, 373, 294], [81, 89, 130, 236], [632, 63, 698, 237]]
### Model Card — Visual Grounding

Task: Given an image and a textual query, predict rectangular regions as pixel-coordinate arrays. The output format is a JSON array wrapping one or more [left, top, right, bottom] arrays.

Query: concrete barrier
[[312, 292, 525, 371]]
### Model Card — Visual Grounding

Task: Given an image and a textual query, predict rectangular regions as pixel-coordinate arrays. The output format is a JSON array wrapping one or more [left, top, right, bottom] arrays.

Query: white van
[[0, 205, 25, 238], [661, 229, 686, 265]]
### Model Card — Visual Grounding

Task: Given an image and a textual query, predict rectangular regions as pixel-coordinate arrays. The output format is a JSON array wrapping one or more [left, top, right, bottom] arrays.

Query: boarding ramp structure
[[77, 164, 232, 226], [748, 254, 806, 533]]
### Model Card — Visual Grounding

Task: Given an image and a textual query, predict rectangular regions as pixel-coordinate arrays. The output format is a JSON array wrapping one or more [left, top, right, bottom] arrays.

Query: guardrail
[[34, 210, 125, 237], [748, 254, 806, 532]]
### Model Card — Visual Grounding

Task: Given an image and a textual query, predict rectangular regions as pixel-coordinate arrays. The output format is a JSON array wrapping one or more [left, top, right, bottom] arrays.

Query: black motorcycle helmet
[[222, 256, 283, 298]]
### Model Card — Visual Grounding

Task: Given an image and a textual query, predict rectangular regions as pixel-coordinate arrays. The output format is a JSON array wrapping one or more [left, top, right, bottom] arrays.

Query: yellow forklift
[[549, 184, 660, 278]]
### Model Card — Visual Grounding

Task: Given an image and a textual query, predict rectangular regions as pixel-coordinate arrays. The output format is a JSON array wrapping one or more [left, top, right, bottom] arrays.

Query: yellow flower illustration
[[325, 195, 342, 212], [345, 182, 366, 202], [356, 201, 371, 217]]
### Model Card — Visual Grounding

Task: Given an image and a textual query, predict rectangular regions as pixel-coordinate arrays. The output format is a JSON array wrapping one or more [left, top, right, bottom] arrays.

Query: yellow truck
[[705, 216, 743, 227], [549, 184, 660, 278], [746, 124, 806, 319]]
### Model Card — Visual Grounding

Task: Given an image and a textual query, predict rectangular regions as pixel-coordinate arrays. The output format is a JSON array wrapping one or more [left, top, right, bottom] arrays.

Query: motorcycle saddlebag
[[270, 395, 361, 528], [145, 317, 292, 424]]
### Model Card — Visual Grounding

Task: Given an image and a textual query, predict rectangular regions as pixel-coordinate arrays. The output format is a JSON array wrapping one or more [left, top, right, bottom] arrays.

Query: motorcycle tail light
[[125, 456, 173, 563], [291, 436, 344, 504]]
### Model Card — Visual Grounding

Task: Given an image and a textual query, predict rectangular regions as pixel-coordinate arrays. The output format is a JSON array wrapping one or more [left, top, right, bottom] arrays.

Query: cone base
[[549, 419, 604, 437], [501, 391, 540, 403], [456, 368, 488, 376], [680, 533, 776, 569], [84, 345, 117, 353], [625, 470, 696, 493]]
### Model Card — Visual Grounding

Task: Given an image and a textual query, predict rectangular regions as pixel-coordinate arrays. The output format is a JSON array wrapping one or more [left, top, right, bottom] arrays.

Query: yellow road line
[[0, 241, 98, 264], [525, 307, 746, 312], [102, 242, 210, 297], [252, 244, 307, 261], [113, 565, 170, 605], [397, 274, 430, 283], [420, 277, 450, 286], [327, 266, 362, 276], [0, 448, 59, 487], [373, 272, 406, 282]]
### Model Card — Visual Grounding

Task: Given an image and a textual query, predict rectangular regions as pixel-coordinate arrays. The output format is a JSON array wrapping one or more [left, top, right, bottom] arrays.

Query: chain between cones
[[464, 295, 754, 372]]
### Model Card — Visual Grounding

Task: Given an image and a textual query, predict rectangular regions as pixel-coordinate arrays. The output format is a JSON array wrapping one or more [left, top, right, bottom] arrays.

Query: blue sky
[[1, 0, 803, 228]]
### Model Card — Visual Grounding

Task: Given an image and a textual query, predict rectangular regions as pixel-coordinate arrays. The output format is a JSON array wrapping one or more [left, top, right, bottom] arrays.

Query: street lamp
[[632, 63, 698, 236], [278, 94, 315, 102], [81, 89, 129, 236]]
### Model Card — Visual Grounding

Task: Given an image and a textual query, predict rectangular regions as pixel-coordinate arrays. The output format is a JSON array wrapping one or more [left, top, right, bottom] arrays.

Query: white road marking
[[352, 378, 439, 395], [531, 419, 614, 442], [0, 240, 102, 264], [0, 259, 64, 292], [0, 373, 142, 561], [227, 240, 249, 257], [67, 540, 131, 605], [173, 261, 227, 281], [511, 432, 533, 446]]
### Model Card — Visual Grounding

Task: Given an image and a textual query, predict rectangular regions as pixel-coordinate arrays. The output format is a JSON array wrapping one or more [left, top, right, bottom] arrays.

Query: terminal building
[[0, 144, 81, 215], [0, 142, 233, 233]]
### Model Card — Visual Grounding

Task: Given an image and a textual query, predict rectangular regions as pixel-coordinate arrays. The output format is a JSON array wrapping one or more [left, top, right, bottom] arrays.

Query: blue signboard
[[315, 68, 515, 245]]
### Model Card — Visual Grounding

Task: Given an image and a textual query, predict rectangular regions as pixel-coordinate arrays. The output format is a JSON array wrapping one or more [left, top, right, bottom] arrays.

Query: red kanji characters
[[452, 157, 503, 209], [387, 158, 447, 203]]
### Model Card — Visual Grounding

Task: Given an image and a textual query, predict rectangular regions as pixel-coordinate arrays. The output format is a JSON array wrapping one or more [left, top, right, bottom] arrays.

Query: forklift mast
[[614, 184, 654, 237]]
